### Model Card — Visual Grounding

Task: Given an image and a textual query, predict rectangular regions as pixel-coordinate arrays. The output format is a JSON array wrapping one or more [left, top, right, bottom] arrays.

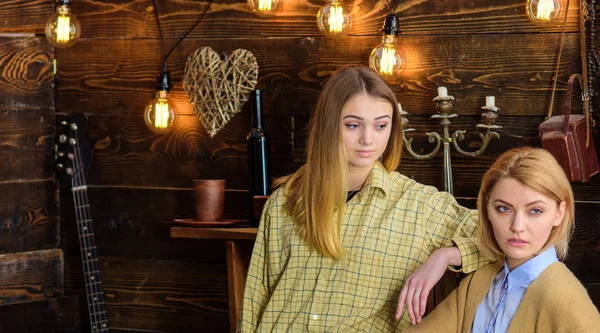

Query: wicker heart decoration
[[183, 47, 259, 137]]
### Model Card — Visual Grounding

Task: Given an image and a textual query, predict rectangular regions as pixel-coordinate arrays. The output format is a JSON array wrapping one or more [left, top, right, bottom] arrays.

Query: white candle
[[486, 96, 495, 108], [437, 86, 448, 98]]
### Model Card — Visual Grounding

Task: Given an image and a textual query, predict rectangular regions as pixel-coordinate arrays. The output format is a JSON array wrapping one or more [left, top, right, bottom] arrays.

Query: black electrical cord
[[150, 0, 214, 72]]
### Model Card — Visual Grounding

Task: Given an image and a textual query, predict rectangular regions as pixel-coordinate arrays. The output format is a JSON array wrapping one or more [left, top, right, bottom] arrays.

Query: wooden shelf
[[170, 227, 258, 240]]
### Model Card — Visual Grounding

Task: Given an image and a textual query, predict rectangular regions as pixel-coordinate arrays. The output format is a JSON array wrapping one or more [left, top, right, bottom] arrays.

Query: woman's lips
[[356, 150, 374, 157], [508, 238, 528, 247]]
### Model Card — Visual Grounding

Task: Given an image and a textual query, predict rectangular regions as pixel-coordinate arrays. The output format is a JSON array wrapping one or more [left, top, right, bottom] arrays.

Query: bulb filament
[[380, 46, 397, 76], [56, 15, 71, 42], [155, 98, 170, 129], [258, 0, 273, 11], [536, 0, 554, 21], [328, 4, 345, 33]]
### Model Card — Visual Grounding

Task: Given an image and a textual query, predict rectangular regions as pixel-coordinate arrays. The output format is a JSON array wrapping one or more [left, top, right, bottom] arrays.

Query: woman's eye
[[496, 205, 510, 213], [376, 124, 388, 130], [345, 124, 359, 129], [531, 208, 543, 215]]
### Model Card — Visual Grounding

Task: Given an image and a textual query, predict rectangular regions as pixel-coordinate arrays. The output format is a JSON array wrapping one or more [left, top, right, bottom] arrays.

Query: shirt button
[[312, 314, 319, 320]]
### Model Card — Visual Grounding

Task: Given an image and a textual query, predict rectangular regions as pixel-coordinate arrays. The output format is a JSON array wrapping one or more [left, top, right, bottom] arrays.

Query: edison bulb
[[526, 0, 562, 25], [45, 3, 81, 48], [369, 35, 405, 78], [316, 0, 351, 38], [247, 0, 280, 16], [144, 90, 176, 134]]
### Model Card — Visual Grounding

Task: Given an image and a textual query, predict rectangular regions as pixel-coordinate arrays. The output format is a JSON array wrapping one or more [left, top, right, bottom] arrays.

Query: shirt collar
[[361, 161, 391, 197], [496, 246, 558, 291]]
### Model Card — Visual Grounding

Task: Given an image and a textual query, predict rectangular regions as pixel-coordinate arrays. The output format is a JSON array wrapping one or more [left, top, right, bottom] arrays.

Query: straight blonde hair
[[477, 147, 575, 261], [276, 66, 403, 259]]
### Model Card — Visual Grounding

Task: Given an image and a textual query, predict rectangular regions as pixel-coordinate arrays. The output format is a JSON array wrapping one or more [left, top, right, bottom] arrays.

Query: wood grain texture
[[64, 255, 230, 333], [60, 186, 249, 262], [0, 249, 63, 305], [62, 113, 294, 188], [56, 33, 581, 118], [0, 0, 54, 34], [0, 37, 53, 110], [0, 181, 60, 254], [69, 0, 580, 39], [0, 108, 55, 181], [0, 296, 81, 333]]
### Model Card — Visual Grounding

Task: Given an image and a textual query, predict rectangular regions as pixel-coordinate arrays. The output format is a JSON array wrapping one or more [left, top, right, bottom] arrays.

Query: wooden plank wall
[[55, 0, 600, 332], [0, 1, 80, 332]]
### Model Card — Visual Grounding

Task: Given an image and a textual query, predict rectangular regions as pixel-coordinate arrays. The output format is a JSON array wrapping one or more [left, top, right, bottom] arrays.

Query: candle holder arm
[[403, 131, 443, 160], [451, 125, 501, 157]]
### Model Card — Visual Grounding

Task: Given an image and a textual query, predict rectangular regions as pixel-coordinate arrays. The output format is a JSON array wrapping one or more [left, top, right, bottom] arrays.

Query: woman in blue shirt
[[402, 147, 600, 332]]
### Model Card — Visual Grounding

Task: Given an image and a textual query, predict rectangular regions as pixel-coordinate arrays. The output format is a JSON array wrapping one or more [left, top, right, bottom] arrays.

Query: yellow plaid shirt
[[239, 162, 489, 332]]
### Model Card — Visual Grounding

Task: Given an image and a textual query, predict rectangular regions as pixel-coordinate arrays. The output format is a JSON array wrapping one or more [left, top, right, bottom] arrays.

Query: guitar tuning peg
[[69, 138, 77, 146], [60, 121, 68, 126], [58, 134, 67, 143], [56, 151, 65, 158], [66, 168, 73, 175], [70, 123, 78, 131], [67, 153, 74, 160], [56, 163, 64, 171]]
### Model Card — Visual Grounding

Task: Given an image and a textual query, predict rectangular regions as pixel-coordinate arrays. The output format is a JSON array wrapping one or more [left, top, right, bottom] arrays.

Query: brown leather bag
[[539, 74, 599, 182]]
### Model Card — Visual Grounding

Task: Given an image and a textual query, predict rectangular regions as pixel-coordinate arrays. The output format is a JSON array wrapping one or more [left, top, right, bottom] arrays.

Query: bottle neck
[[252, 89, 263, 128]]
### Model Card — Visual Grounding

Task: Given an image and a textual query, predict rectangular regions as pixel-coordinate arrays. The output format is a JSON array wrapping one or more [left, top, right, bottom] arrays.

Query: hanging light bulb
[[526, 0, 562, 25], [369, 14, 405, 78], [247, 0, 280, 16], [317, 0, 352, 38], [45, 0, 81, 48], [144, 71, 177, 134]]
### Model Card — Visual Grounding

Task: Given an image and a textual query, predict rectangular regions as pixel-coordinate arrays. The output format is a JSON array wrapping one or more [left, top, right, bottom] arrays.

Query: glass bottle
[[247, 89, 270, 225]]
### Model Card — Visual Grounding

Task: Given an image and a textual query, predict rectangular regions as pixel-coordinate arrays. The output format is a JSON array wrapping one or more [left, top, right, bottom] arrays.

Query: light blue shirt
[[471, 246, 558, 333]]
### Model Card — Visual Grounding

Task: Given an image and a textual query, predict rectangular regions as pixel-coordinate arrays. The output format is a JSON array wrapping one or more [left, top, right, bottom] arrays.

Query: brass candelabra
[[400, 87, 502, 194]]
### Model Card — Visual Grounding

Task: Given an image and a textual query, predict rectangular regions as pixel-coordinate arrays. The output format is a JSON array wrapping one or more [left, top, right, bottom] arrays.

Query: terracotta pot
[[193, 179, 225, 221]]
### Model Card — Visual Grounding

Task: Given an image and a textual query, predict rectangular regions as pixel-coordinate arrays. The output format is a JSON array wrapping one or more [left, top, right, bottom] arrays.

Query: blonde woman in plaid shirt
[[238, 66, 491, 332]]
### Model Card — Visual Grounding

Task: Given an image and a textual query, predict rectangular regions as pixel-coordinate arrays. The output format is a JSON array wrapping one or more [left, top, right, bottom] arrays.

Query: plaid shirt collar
[[360, 161, 391, 198]]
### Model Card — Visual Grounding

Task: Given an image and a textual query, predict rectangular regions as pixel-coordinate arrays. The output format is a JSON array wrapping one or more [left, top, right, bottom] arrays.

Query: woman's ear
[[553, 201, 567, 227]]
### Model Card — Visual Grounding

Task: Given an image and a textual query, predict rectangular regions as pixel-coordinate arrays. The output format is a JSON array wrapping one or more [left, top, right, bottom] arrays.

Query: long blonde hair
[[277, 66, 403, 259], [477, 147, 575, 261]]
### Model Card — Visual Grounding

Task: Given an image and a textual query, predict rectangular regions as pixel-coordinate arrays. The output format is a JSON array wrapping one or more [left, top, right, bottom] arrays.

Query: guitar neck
[[72, 183, 110, 333]]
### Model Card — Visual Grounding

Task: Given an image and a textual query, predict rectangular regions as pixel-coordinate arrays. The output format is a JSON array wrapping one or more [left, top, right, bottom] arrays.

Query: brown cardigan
[[404, 261, 600, 333]]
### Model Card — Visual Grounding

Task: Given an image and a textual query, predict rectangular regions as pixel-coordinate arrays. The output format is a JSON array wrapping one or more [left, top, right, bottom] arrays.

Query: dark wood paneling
[[584, 282, 600, 309], [56, 34, 581, 118], [0, 181, 59, 253], [564, 202, 600, 282], [0, 249, 63, 305], [67, 113, 294, 188], [0, 1, 53, 33], [60, 186, 248, 262], [0, 108, 55, 181], [0, 296, 81, 333], [64, 256, 229, 333], [70, 0, 580, 39], [0, 37, 53, 110]]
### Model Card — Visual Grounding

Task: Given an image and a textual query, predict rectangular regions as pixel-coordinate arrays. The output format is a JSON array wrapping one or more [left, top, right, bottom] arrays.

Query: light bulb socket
[[156, 71, 172, 92], [382, 13, 400, 36]]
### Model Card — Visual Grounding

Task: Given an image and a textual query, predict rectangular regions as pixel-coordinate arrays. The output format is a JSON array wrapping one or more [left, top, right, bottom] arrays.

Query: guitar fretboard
[[72, 151, 109, 332]]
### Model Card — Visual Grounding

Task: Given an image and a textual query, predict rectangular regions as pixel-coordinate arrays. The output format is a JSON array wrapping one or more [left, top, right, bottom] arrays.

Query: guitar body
[[57, 114, 110, 333]]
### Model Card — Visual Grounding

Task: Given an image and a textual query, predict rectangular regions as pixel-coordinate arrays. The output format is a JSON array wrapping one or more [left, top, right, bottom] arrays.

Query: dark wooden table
[[170, 227, 257, 333]]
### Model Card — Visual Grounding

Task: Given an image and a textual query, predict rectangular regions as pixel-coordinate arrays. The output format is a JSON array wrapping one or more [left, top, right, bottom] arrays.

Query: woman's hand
[[395, 247, 461, 324]]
